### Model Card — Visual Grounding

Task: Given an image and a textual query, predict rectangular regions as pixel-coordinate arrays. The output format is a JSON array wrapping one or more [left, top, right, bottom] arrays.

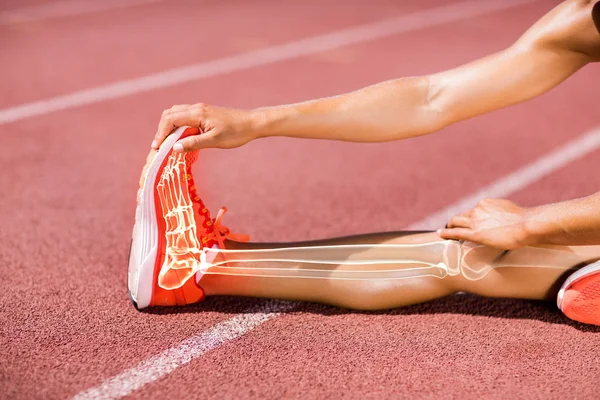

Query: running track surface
[[1, 0, 600, 398]]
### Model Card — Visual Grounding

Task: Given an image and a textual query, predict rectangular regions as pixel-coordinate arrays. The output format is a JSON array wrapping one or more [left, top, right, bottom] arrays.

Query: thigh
[[457, 244, 600, 300]]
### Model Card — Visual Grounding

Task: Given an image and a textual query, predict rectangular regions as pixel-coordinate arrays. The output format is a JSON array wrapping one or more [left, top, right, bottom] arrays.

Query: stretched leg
[[200, 232, 600, 310], [130, 133, 600, 316]]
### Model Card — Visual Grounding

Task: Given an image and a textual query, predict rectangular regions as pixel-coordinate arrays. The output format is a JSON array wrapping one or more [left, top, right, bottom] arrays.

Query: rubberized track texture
[[1, 0, 600, 399]]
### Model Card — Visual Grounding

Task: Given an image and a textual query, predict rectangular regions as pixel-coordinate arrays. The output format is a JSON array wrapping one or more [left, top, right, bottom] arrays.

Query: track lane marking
[[72, 125, 600, 399], [72, 300, 297, 400], [0, 0, 545, 125], [407, 126, 600, 230], [0, 0, 166, 26]]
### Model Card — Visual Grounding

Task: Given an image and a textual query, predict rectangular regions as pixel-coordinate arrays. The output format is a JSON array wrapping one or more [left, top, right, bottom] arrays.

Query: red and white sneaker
[[557, 260, 600, 325], [128, 127, 248, 309]]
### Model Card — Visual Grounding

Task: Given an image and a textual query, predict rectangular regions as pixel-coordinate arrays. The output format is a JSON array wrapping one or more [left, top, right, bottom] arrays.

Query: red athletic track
[[1, 1, 599, 399]]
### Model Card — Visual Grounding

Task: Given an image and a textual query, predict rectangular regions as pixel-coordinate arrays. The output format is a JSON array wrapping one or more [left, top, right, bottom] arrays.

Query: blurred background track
[[1, 0, 599, 398]]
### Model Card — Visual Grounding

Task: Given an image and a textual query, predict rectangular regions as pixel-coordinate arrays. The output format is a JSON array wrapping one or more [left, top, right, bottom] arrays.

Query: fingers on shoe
[[173, 132, 217, 152], [153, 105, 191, 149]]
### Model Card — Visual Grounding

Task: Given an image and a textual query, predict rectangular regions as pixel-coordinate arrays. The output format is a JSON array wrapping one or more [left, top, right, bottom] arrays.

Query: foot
[[127, 127, 247, 309], [557, 260, 600, 325]]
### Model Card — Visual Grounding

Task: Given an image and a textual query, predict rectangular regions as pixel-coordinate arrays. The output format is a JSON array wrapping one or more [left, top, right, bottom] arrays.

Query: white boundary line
[[72, 301, 297, 400], [72, 125, 600, 400], [0, 0, 545, 126], [407, 126, 600, 230], [0, 0, 166, 26]]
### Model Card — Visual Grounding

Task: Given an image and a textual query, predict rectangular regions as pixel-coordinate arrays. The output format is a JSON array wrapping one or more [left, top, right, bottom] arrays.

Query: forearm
[[248, 1, 594, 144], [524, 192, 600, 246], [250, 44, 587, 144], [251, 76, 442, 143], [154, 1, 597, 152]]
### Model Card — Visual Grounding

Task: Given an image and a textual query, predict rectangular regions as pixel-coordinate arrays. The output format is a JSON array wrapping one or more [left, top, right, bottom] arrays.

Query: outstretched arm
[[152, 0, 599, 152]]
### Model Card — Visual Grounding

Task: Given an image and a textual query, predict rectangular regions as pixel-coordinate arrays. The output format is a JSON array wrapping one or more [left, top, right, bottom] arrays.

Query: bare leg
[[146, 138, 600, 311], [199, 232, 600, 310]]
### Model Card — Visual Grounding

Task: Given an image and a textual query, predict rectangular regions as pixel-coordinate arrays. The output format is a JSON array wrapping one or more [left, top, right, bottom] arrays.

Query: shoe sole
[[127, 127, 190, 309], [557, 260, 600, 325]]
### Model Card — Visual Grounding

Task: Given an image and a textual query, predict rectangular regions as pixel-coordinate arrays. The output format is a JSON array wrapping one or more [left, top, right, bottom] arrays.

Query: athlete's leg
[[199, 233, 600, 310], [130, 131, 600, 313], [201, 232, 459, 310]]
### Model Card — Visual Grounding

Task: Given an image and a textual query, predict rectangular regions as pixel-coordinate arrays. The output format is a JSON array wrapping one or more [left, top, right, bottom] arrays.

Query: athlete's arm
[[153, 0, 600, 152], [439, 192, 600, 249]]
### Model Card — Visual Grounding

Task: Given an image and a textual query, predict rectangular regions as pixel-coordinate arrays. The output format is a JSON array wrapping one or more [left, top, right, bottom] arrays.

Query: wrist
[[520, 206, 557, 246], [248, 106, 297, 139], [247, 107, 268, 139]]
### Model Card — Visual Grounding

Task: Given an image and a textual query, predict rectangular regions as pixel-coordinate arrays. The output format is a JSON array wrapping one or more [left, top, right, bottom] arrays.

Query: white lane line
[[0, 0, 166, 26], [407, 126, 600, 230], [72, 125, 600, 399], [0, 0, 545, 126], [72, 300, 297, 400]]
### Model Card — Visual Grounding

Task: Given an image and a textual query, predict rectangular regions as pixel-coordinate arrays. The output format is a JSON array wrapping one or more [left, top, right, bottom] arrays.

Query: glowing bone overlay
[[155, 152, 584, 290], [156, 151, 205, 290]]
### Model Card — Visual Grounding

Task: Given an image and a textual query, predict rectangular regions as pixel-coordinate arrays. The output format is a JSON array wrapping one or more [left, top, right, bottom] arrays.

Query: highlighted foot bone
[[157, 151, 204, 289]]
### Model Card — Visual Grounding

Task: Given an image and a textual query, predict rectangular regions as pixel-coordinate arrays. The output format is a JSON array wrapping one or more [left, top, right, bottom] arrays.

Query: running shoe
[[557, 260, 600, 325], [127, 126, 248, 309]]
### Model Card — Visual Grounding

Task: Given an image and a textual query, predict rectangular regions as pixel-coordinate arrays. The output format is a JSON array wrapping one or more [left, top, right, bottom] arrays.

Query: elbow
[[423, 75, 454, 133]]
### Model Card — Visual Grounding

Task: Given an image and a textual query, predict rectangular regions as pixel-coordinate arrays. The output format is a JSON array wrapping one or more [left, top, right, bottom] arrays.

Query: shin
[[198, 240, 462, 280]]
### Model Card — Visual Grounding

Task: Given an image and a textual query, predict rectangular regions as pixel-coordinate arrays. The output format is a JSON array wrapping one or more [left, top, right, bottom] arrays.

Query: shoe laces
[[183, 161, 249, 249], [207, 207, 250, 249]]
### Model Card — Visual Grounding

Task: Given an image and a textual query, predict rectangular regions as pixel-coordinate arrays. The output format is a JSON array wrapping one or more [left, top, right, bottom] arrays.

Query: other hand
[[437, 198, 531, 250]]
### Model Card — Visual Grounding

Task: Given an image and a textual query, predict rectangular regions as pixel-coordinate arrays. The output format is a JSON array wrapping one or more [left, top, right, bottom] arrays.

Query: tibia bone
[[197, 240, 590, 282], [197, 240, 462, 280]]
